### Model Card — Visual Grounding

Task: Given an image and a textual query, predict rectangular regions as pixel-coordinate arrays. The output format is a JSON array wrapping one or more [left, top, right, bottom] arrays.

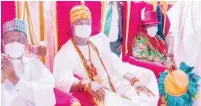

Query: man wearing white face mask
[[54, 4, 159, 106], [132, 8, 176, 70], [1, 18, 55, 106]]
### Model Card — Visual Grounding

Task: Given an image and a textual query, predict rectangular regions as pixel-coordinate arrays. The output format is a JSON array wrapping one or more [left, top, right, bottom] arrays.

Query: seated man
[[1, 18, 55, 106], [54, 5, 159, 106], [132, 8, 176, 70]]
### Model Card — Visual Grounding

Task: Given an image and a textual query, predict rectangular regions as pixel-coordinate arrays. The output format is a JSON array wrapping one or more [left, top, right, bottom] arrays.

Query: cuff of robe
[[14, 78, 30, 92]]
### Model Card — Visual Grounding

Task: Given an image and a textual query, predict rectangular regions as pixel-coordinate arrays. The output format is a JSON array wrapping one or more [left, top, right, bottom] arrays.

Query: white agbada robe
[[1, 57, 56, 106], [167, 1, 201, 106], [54, 33, 159, 106]]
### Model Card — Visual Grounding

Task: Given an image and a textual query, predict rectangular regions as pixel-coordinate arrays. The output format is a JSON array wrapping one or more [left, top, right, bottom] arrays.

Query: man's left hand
[[134, 81, 155, 97], [1, 54, 19, 85]]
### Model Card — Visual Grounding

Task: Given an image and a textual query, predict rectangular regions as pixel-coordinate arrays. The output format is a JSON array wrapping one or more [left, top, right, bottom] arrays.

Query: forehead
[[71, 18, 91, 25], [3, 31, 26, 39]]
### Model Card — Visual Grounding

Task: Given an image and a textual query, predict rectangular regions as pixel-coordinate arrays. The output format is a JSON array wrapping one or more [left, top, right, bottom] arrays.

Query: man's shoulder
[[54, 39, 79, 64], [55, 40, 74, 57], [134, 32, 147, 40], [137, 32, 146, 37], [90, 33, 111, 52], [90, 33, 110, 42]]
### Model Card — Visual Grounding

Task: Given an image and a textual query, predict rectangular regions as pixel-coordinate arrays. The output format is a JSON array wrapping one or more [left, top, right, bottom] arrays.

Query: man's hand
[[1, 54, 19, 85], [134, 81, 155, 97], [30, 45, 47, 56], [86, 81, 105, 104]]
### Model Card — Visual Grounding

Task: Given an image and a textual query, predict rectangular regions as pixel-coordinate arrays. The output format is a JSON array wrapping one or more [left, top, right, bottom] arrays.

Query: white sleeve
[[103, 50, 155, 80], [53, 48, 77, 94], [14, 78, 34, 103], [14, 59, 55, 106], [98, 34, 132, 78]]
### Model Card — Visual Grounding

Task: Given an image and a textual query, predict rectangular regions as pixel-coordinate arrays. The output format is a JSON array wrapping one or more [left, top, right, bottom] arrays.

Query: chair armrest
[[127, 56, 166, 78], [71, 92, 95, 106]]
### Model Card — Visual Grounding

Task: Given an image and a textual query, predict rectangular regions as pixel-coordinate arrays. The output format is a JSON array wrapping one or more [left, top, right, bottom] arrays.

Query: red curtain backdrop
[[1, 1, 16, 36], [56, 1, 102, 50], [1, 1, 16, 52]]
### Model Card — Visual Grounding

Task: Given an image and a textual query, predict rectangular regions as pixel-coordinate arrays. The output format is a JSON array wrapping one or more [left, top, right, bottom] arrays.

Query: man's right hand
[[86, 81, 105, 104], [1, 54, 19, 85], [134, 81, 155, 97], [29, 45, 47, 56]]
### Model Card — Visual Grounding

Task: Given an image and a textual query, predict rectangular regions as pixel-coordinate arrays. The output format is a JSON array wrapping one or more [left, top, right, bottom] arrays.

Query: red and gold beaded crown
[[70, 4, 91, 24]]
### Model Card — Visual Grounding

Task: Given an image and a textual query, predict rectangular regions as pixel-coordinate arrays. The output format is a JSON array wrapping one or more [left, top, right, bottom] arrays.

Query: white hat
[[3, 18, 26, 36]]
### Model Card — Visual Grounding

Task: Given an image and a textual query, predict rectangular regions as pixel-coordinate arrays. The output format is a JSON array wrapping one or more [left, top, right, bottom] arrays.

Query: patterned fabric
[[132, 32, 168, 65], [70, 5, 91, 24], [3, 18, 26, 35]]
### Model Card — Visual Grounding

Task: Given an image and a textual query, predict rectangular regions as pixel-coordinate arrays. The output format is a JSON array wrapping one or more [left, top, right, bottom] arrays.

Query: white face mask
[[74, 25, 92, 38], [5, 42, 25, 59], [146, 26, 158, 37]]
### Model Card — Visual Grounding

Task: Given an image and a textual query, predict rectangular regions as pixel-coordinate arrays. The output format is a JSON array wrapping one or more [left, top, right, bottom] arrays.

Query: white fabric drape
[[1, 57, 55, 106], [167, 1, 201, 105]]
